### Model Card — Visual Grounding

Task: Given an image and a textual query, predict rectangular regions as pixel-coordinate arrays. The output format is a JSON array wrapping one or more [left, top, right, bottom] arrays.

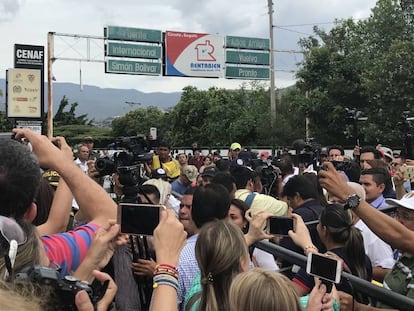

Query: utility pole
[[268, 0, 276, 132], [47, 32, 54, 138], [46, 32, 105, 137]]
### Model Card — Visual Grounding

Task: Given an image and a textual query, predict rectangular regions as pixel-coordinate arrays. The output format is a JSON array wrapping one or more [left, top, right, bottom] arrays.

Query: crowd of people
[[1, 130, 414, 311]]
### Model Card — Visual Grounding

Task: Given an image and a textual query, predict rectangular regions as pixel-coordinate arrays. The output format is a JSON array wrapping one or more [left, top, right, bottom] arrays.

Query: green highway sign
[[226, 50, 269, 65], [226, 35, 270, 50], [107, 42, 161, 59], [105, 26, 162, 43], [106, 59, 162, 75], [225, 66, 270, 80]]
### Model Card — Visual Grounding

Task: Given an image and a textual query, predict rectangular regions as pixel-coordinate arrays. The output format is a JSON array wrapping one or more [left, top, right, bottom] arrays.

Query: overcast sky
[[0, 0, 378, 93]]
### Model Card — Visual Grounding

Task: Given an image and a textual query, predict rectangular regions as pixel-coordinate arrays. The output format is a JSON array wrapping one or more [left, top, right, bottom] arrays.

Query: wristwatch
[[343, 194, 361, 210]]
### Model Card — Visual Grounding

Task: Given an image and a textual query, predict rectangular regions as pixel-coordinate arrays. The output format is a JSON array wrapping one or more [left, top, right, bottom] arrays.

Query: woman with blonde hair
[[230, 268, 302, 311], [230, 268, 335, 311], [184, 220, 250, 311]]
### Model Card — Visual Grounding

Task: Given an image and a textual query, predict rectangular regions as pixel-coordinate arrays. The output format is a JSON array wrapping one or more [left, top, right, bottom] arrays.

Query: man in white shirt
[[73, 144, 90, 210], [332, 182, 395, 282], [75, 144, 90, 173]]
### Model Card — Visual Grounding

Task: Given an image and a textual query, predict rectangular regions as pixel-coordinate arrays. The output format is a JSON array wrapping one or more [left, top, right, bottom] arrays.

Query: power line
[[277, 22, 335, 27], [275, 26, 313, 36], [276, 16, 369, 28]]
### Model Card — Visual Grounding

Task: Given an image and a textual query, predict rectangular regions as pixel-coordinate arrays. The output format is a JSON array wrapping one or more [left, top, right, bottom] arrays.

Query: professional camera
[[15, 265, 107, 311], [95, 135, 153, 187], [293, 138, 322, 168], [250, 159, 279, 196]]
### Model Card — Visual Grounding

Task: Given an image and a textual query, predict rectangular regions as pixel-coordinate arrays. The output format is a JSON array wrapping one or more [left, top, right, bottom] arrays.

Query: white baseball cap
[[386, 191, 414, 211]]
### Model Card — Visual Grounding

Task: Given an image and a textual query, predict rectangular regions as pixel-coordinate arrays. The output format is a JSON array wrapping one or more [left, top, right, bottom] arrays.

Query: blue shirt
[[370, 195, 388, 209], [171, 179, 191, 196], [178, 234, 199, 311]]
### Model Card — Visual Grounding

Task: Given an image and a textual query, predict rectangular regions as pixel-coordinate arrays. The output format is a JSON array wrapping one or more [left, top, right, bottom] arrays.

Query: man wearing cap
[[378, 145, 394, 164], [171, 165, 198, 196], [42, 169, 60, 188], [319, 162, 414, 307], [200, 167, 217, 186], [377, 192, 414, 306], [229, 142, 242, 160]]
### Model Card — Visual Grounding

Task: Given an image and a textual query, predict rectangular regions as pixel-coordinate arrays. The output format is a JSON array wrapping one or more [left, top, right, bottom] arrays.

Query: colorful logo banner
[[165, 31, 224, 78]]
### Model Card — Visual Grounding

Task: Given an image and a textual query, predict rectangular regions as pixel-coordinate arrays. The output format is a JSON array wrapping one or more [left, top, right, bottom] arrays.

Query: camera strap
[[245, 192, 257, 208]]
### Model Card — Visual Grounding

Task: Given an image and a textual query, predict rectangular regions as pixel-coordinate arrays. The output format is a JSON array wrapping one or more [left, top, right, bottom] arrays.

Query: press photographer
[[94, 135, 153, 202]]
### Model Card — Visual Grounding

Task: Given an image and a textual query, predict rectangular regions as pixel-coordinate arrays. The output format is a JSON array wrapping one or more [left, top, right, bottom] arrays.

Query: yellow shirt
[[152, 155, 181, 179]]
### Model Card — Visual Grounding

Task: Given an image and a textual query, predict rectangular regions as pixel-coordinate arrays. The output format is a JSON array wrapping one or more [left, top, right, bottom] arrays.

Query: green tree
[[112, 106, 165, 138], [289, 0, 414, 146], [167, 83, 277, 147], [54, 96, 93, 126], [52, 96, 111, 146]]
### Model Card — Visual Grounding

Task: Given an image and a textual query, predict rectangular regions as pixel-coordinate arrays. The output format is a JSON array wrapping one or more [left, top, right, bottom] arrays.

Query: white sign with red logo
[[165, 31, 224, 78], [7, 68, 41, 118]]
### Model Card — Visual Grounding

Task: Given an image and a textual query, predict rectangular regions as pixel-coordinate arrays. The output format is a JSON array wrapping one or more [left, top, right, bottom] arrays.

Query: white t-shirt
[[355, 219, 395, 269], [72, 158, 88, 210]]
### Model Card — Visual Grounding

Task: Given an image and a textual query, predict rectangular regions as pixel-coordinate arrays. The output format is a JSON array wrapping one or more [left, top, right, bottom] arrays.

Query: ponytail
[[345, 226, 367, 280]]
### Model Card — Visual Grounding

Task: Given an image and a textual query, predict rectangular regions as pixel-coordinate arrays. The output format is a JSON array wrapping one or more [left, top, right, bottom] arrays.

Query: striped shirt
[[41, 223, 98, 277]]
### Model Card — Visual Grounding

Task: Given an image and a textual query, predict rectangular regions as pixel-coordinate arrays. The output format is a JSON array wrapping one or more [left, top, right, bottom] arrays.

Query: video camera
[[249, 159, 279, 196], [293, 138, 322, 168], [15, 265, 108, 311], [95, 135, 153, 187]]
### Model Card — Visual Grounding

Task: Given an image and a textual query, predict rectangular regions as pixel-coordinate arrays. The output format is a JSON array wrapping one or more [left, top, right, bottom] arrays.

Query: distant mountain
[[0, 79, 182, 120]]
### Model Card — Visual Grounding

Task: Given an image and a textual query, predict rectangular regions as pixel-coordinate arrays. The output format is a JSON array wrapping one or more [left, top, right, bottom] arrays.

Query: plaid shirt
[[177, 234, 199, 311]]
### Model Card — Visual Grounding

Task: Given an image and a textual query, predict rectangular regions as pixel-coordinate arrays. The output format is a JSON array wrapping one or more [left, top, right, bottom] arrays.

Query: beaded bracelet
[[156, 263, 177, 270], [154, 269, 178, 278], [153, 274, 179, 291], [155, 264, 178, 273]]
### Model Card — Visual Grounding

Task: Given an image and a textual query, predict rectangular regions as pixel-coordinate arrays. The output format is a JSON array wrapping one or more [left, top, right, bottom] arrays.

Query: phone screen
[[307, 253, 341, 283], [118, 203, 162, 235], [268, 216, 294, 236]]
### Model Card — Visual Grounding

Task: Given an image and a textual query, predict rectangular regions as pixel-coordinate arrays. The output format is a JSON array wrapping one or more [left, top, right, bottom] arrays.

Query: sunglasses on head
[[0, 216, 27, 281]]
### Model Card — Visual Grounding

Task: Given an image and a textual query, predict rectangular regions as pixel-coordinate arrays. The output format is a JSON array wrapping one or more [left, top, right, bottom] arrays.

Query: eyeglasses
[[179, 203, 192, 209]]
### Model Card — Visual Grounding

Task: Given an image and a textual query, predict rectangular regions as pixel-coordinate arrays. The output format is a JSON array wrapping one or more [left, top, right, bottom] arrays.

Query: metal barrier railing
[[255, 240, 414, 311]]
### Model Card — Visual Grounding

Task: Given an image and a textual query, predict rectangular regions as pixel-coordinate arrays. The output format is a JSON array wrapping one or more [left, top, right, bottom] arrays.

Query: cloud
[[0, 0, 378, 93], [0, 0, 25, 22]]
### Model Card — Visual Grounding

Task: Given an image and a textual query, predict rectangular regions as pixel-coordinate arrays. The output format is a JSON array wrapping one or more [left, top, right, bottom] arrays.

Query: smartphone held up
[[267, 216, 295, 236], [118, 203, 165, 236], [306, 252, 342, 293]]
